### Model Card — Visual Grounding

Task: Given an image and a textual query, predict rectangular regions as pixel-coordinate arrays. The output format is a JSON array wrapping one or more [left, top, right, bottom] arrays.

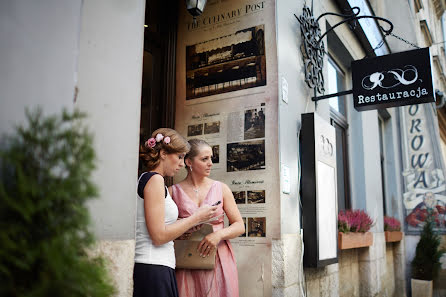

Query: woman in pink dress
[[169, 139, 245, 297]]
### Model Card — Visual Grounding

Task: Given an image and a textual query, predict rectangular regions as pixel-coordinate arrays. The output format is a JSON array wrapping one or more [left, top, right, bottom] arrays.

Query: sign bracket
[[312, 89, 353, 102], [295, 4, 393, 96]]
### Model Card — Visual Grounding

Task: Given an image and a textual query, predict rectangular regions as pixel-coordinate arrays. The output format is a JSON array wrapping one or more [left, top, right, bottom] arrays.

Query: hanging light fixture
[[186, 0, 207, 24]]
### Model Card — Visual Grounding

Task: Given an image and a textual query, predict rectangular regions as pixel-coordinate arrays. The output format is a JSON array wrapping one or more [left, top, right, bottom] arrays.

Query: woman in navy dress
[[134, 128, 218, 297]]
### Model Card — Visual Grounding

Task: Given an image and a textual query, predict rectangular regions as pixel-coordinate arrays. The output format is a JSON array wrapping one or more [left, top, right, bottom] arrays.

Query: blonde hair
[[139, 128, 190, 171], [185, 138, 211, 166]]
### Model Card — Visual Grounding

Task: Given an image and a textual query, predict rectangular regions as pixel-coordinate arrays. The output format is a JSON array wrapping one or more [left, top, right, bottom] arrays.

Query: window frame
[[327, 54, 351, 211], [378, 109, 391, 216]]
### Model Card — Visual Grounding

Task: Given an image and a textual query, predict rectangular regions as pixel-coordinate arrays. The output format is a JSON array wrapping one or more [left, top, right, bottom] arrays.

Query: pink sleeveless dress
[[171, 181, 239, 297]]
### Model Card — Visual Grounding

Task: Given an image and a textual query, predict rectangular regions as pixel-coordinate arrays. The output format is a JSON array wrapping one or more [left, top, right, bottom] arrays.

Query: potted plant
[[411, 217, 445, 297], [384, 216, 403, 242], [338, 209, 374, 250]]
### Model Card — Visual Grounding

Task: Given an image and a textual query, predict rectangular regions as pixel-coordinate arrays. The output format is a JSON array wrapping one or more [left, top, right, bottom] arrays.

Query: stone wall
[[304, 264, 340, 297], [272, 234, 305, 297], [385, 244, 396, 296], [89, 240, 135, 297], [302, 233, 406, 297], [338, 249, 360, 297]]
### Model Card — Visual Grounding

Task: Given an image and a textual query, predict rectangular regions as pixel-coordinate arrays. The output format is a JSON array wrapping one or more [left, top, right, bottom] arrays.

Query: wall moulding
[[420, 20, 433, 46], [414, 0, 423, 12]]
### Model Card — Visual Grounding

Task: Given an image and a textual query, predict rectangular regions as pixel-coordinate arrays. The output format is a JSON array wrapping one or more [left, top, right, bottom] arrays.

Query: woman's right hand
[[193, 205, 218, 224]]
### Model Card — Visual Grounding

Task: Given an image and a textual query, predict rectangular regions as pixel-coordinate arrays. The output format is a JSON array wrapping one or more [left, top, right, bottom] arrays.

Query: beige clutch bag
[[174, 224, 216, 269]]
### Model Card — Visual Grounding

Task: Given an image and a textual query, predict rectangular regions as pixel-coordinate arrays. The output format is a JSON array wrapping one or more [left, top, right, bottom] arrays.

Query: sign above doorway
[[352, 47, 435, 111]]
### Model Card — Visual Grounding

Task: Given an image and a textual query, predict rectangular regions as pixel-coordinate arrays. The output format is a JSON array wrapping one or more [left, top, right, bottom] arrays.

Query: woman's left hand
[[197, 232, 221, 257]]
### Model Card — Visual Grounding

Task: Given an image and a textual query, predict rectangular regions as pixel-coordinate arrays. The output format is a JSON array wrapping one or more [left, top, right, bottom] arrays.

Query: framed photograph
[[248, 217, 266, 237], [204, 121, 220, 134], [187, 124, 203, 136], [211, 145, 220, 164], [227, 140, 265, 172], [233, 191, 246, 204], [244, 106, 265, 140], [186, 25, 266, 100], [247, 190, 265, 204]]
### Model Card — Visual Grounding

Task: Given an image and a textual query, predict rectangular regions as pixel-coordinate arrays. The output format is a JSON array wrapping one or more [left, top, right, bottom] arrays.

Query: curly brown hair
[[139, 128, 190, 171]]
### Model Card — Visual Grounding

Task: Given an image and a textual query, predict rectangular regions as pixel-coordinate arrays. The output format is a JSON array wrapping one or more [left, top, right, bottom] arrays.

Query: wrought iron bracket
[[295, 5, 394, 97], [313, 7, 393, 47], [312, 89, 353, 102]]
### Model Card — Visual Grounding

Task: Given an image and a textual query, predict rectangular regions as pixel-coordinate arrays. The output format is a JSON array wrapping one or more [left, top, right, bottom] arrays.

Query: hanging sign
[[352, 47, 435, 111]]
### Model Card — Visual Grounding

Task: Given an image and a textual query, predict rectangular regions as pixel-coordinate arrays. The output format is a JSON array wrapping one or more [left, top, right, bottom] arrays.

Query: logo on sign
[[361, 65, 419, 90], [319, 135, 333, 157]]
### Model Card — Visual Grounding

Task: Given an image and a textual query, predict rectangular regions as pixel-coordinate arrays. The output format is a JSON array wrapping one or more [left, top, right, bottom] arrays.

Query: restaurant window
[[327, 56, 351, 211]]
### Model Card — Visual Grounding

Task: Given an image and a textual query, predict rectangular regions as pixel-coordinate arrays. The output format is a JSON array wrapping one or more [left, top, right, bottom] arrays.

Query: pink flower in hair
[[163, 136, 171, 144], [155, 133, 164, 142], [146, 138, 156, 148]]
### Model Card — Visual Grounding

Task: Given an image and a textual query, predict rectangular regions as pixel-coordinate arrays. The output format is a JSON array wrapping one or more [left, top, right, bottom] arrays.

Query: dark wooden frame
[[301, 113, 339, 268]]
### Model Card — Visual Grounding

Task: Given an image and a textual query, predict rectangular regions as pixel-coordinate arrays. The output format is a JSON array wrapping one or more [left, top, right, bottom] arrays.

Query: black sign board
[[352, 47, 435, 111]]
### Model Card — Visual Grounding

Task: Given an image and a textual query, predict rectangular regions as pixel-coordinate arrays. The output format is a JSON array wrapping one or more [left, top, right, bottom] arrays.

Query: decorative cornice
[[437, 107, 446, 143], [433, 55, 446, 81], [433, 0, 446, 18], [420, 20, 433, 46], [414, 0, 423, 12]]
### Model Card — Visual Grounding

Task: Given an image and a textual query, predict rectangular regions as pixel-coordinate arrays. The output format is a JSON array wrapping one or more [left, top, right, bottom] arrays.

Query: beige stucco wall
[[76, 0, 144, 241], [76, 1, 145, 295], [0, 0, 82, 136]]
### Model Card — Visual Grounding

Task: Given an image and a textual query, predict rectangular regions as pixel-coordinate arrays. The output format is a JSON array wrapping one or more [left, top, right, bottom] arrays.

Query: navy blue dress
[[133, 172, 179, 297]]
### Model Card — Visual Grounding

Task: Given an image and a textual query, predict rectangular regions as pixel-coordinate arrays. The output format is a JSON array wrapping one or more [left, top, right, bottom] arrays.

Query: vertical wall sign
[[400, 104, 446, 233], [175, 1, 279, 296], [352, 47, 435, 111], [301, 112, 338, 267]]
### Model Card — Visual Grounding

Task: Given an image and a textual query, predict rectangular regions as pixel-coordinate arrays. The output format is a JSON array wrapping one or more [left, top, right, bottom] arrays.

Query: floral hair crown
[[145, 133, 170, 148]]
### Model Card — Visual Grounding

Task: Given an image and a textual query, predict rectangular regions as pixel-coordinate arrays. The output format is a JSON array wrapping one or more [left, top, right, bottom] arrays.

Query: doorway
[[139, 0, 178, 173]]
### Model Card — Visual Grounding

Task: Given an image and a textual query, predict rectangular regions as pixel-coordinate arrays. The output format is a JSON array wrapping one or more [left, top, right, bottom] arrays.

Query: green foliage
[[411, 217, 445, 281], [0, 108, 115, 297]]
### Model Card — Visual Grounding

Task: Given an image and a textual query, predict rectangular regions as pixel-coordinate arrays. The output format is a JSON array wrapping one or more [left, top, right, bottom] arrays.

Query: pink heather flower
[[155, 133, 164, 142], [338, 209, 374, 233], [338, 211, 350, 233], [146, 138, 156, 148], [163, 136, 171, 144], [384, 216, 401, 231]]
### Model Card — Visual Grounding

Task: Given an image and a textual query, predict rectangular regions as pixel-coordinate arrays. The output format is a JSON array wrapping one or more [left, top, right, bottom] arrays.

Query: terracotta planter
[[338, 232, 373, 250], [385, 231, 403, 242], [411, 279, 433, 297]]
